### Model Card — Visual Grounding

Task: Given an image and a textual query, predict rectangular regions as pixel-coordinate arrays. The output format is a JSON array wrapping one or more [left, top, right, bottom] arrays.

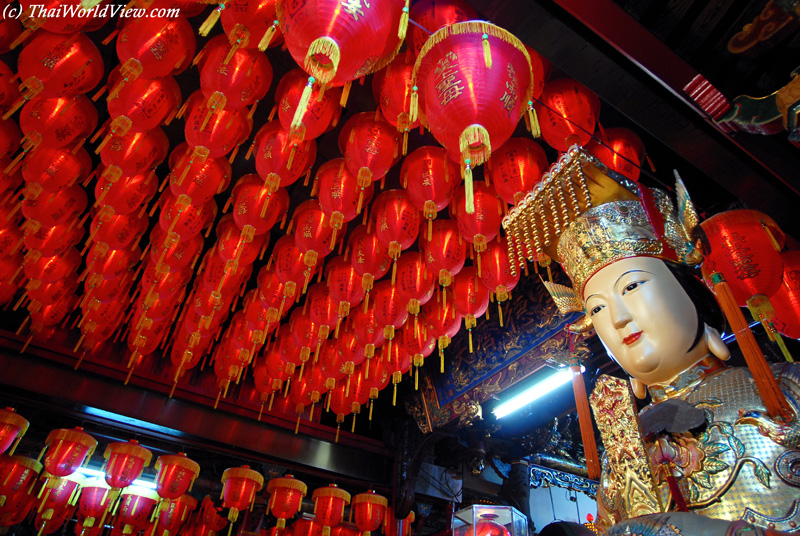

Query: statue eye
[[622, 281, 642, 294], [589, 305, 604, 316]]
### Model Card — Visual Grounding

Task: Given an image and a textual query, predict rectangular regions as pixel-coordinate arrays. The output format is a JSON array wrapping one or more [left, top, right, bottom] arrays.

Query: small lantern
[[154, 453, 200, 502], [352, 491, 387, 536], [75, 477, 113, 535], [0, 454, 41, 508], [312, 484, 351, 536], [0, 408, 28, 455], [155, 493, 198, 536], [116, 485, 160, 535], [103, 440, 152, 490], [452, 506, 527, 536], [267, 475, 308, 529], [221, 465, 264, 524], [40, 427, 97, 478]]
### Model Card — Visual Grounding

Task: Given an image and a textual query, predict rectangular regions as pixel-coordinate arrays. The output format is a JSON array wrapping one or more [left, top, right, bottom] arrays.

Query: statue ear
[[630, 377, 647, 399], [705, 325, 730, 361]]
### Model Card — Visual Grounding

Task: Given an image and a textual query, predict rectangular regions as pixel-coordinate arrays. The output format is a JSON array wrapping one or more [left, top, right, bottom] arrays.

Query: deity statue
[[503, 147, 800, 533]]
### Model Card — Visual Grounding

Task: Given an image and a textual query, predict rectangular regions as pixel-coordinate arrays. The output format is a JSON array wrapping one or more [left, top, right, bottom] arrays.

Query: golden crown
[[502, 146, 701, 329]]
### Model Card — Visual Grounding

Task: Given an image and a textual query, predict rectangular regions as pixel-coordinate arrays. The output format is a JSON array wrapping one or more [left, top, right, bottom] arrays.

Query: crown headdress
[[502, 146, 701, 331]]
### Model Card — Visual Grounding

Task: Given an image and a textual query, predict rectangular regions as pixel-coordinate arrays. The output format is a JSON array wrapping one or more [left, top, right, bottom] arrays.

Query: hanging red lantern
[[372, 189, 421, 277], [352, 491, 387, 536], [479, 236, 520, 326], [350, 301, 385, 360], [401, 146, 460, 235], [279, 0, 406, 88], [19, 94, 98, 151], [372, 50, 419, 153], [231, 174, 289, 236], [317, 158, 374, 241], [370, 279, 409, 359], [113, 16, 195, 92], [267, 475, 307, 529], [290, 307, 321, 370], [339, 112, 399, 188], [451, 181, 504, 267], [422, 288, 462, 370], [74, 477, 113, 536], [292, 516, 323, 536], [405, 0, 477, 56], [154, 453, 200, 502], [585, 127, 645, 182], [348, 224, 391, 297], [273, 235, 317, 299], [383, 510, 414, 536], [105, 75, 181, 138], [12, 31, 103, 106], [264, 344, 291, 390], [185, 104, 252, 160], [360, 357, 390, 420], [88, 210, 148, 251], [22, 145, 93, 195], [199, 35, 272, 113], [452, 266, 489, 353], [34, 473, 83, 536], [412, 21, 533, 213], [485, 138, 549, 205], [0, 408, 28, 455], [148, 229, 203, 275], [701, 210, 784, 306], [221, 465, 264, 523], [293, 199, 335, 270], [312, 484, 351, 536], [115, 486, 160, 535], [158, 193, 216, 238], [534, 78, 600, 153], [253, 120, 317, 191], [383, 334, 412, 405], [307, 282, 339, 342], [326, 256, 366, 328], [335, 328, 367, 391], [220, 0, 283, 51], [395, 251, 435, 317], [23, 248, 80, 287], [99, 127, 169, 177], [103, 440, 152, 490], [169, 144, 232, 205], [0, 454, 41, 511], [22, 185, 88, 227], [399, 324, 435, 390], [41, 427, 97, 477], [318, 339, 346, 391], [329, 382, 357, 440], [772, 250, 800, 339], [420, 218, 467, 287], [254, 267, 290, 325], [276, 68, 342, 142], [155, 494, 198, 536]]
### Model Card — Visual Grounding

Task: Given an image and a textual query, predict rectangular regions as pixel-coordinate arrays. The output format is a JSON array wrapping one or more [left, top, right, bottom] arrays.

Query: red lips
[[623, 332, 642, 345]]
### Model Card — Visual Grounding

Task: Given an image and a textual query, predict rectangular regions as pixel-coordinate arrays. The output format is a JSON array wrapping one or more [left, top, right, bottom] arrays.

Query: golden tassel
[[198, 3, 224, 36], [291, 77, 315, 135], [258, 20, 279, 51], [409, 86, 419, 124], [482, 33, 492, 68], [527, 101, 541, 138], [304, 37, 340, 85], [340, 81, 352, 108], [464, 160, 475, 215], [398, 0, 409, 40]]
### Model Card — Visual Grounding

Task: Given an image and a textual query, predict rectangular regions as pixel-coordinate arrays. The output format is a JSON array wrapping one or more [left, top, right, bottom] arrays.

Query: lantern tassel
[[482, 33, 492, 68], [527, 101, 541, 138], [291, 77, 315, 136], [409, 86, 418, 124], [258, 20, 279, 51], [498, 302, 504, 327], [340, 81, 352, 108], [198, 4, 223, 36], [398, 0, 410, 39], [464, 161, 474, 215], [304, 37, 340, 85]]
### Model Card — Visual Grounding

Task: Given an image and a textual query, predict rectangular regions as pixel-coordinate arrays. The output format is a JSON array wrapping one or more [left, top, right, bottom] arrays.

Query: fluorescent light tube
[[492, 368, 578, 419]]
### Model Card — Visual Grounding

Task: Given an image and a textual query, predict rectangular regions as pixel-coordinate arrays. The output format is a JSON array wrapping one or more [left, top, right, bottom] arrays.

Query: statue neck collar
[[647, 356, 727, 403]]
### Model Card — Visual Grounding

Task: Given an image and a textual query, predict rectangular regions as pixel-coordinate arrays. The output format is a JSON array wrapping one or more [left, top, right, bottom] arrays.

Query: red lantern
[[221, 466, 264, 522], [276, 68, 342, 142], [451, 181, 504, 263], [290, 307, 321, 370], [372, 189, 421, 272], [99, 127, 169, 176], [279, 0, 405, 87], [329, 383, 357, 439], [14, 31, 103, 103], [422, 288, 462, 370], [405, 0, 477, 56], [348, 224, 391, 296], [360, 358, 390, 419], [292, 516, 323, 536], [103, 440, 152, 490], [412, 21, 533, 212], [307, 282, 339, 341], [395, 251, 435, 316], [155, 494, 197, 536], [339, 112, 399, 188], [772, 250, 800, 339], [231, 174, 289, 236], [317, 158, 374, 241], [452, 266, 489, 352], [352, 491, 387, 536], [89, 211, 148, 251], [701, 210, 784, 306], [534, 78, 601, 153], [253, 120, 317, 190], [401, 146, 460, 232], [199, 35, 272, 112], [75, 477, 113, 535], [383, 335, 412, 404], [21, 185, 88, 227], [114, 16, 195, 86], [318, 339, 346, 390], [485, 138, 549, 205], [350, 302, 385, 360], [22, 145, 92, 195], [185, 104, 252, 159], [0, 408, 28, 455], [20, 95, 98, 151], [0, 454, 41, 515], [273, 235, 316, 299], [169, 144, 232, 205], [420, 218, 466, 287], [479, 237, 520, 326], [267, 475, 307, 529], [312, 484, 351, 536], [370, 279, 408, 358], [372, 50, 419, 153], [42, 427, 97, 477], [335, 328, 367, 389], [220, 0, 283, 50], [34, 473, 83, 536], [115, 486, 159, 535], [399, 324, 435, 389], [158, 193, 216, 238], [326, 256, 366, 326], [265, 344, 291, 389], [383, 510, 414, 536], [293, 199, 335, 269], [105, 75, 181, 135], [585, 127, 645, 182], [154, 453, 200, 501]]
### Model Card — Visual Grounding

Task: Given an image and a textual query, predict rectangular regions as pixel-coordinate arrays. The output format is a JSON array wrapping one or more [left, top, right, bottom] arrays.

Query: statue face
[[583, 257, 710, 386]]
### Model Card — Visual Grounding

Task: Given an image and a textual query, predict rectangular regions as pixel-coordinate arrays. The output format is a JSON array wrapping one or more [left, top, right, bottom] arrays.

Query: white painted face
[[582, 257, 711, 387]]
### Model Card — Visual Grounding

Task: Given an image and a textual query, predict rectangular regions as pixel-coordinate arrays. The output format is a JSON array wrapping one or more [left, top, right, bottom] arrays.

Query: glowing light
[[492, 367, 581, 419], [75, 466, 158, 490]]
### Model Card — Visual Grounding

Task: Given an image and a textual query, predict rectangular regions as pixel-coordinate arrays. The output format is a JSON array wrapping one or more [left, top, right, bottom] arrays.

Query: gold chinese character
[[340, 0, 370, 21]]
